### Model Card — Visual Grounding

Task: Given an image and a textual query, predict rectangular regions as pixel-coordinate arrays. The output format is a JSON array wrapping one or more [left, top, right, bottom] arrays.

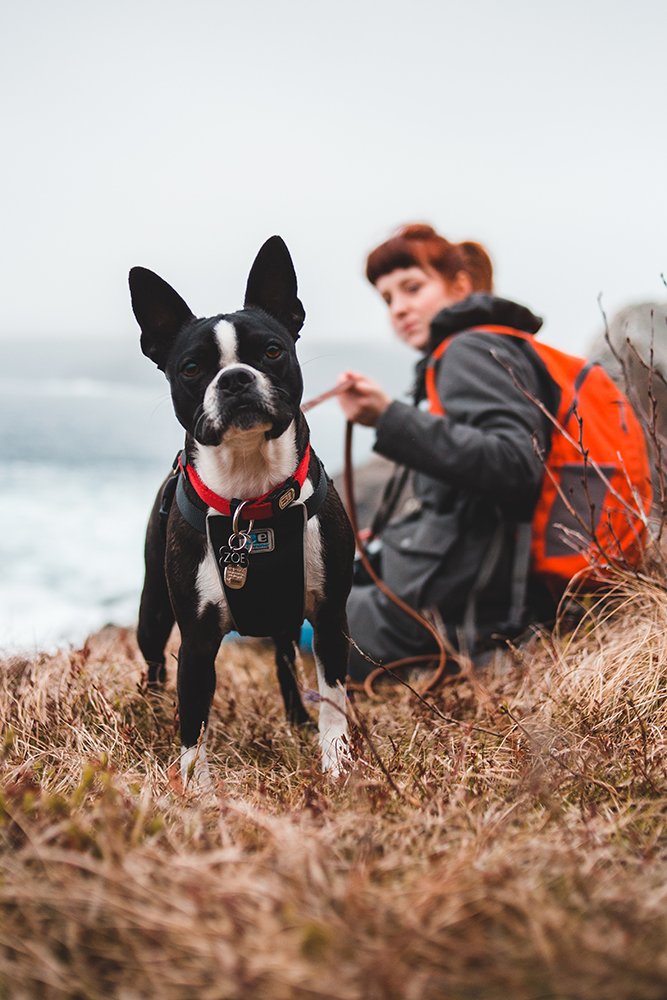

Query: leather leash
[[300, 377, 355, 412], [300, 379, 453, 697], [342, 420, 452, 697]]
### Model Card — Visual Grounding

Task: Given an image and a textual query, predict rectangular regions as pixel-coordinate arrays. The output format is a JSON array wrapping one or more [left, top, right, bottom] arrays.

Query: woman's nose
[[390, 295, 407, 318]]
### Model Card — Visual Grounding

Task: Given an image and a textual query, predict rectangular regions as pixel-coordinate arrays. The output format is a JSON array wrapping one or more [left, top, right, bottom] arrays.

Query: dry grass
[[2, 575, 667, 999]]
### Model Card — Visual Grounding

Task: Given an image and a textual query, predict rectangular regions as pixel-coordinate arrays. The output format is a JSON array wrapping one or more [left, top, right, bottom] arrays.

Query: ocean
[[0, 333, 415, 652]]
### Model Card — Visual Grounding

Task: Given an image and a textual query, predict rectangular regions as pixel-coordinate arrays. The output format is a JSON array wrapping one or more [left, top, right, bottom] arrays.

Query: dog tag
[[224, 561, 248, 589], [219, 531, 253, 590], [220, 547, 249, 589]]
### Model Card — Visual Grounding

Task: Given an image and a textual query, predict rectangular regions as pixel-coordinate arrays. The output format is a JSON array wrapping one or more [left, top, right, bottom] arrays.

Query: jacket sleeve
[[373, 332, 551, 515]]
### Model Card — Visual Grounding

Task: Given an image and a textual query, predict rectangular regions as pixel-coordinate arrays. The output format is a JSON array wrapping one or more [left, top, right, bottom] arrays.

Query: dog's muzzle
[[198, 364, 286, 441]]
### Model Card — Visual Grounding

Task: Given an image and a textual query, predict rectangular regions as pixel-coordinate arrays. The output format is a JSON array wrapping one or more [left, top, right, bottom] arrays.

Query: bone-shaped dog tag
[[219, 533, 252, 590]]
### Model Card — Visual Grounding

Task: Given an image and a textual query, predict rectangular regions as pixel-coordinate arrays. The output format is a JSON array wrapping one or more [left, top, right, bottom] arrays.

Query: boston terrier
[[129, 236, 354, 790]]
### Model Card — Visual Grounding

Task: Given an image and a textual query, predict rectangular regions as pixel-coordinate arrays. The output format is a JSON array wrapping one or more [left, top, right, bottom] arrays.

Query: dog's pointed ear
[[129, 267, 194, 371], [244, 236, 305, 340]]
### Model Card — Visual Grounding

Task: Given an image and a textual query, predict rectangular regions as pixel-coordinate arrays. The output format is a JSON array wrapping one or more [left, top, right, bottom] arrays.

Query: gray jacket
[[373, 294, 558, 639]]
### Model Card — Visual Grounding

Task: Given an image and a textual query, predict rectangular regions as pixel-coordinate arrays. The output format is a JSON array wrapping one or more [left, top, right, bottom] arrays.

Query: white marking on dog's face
[[192, 319, 278, 443], [214, 319, 239, 367], [315, 664, 349, 777]]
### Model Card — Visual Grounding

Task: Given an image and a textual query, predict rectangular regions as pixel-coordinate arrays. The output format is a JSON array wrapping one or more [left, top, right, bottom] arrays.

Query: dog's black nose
[[218, 367, 256, 394]]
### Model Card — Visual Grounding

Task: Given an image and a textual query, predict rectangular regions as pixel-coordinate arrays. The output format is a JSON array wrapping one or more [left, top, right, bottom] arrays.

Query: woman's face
[[375, 266, 471, 351]]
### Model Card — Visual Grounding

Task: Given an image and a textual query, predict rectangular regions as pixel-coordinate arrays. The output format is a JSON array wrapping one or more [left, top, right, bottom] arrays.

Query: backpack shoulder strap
[[425, 325, 547, 416]]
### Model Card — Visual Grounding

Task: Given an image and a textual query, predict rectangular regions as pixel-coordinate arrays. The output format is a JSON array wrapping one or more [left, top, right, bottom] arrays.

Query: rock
[[589, 301, 667, 442]]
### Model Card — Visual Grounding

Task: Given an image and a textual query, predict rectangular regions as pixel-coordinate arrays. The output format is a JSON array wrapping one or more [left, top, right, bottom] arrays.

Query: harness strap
[[425, 325, 538, 416], [169, 453, 328, 535], [562, 360, 598, 426], [427, 326, 545, 645], [175, 472, 207, 534], [158, 473, 179, 540], [304, 456, 329, 518]]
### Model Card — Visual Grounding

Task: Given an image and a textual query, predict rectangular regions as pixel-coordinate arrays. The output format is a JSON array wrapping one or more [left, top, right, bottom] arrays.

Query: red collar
[[179, 444, 311, 521]]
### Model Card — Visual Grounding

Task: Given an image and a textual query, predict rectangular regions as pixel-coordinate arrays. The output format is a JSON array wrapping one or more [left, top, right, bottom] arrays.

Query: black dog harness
[[159, 447, 328, 637]]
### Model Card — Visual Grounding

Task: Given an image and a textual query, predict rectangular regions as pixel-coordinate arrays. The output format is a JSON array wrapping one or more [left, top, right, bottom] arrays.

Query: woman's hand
[[336, 371, 392, 427]]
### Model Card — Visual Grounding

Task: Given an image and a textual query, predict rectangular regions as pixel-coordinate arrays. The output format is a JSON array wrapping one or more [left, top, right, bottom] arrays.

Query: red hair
[[366, 223, 493, 292]]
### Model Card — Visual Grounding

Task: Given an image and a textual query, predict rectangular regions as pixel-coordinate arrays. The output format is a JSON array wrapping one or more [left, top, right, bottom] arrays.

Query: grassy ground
[[2, 572, 667, 998]]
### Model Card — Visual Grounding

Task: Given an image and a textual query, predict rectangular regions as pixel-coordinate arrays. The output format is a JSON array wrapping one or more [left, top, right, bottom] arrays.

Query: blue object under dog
[[223, 619, 314, 652]]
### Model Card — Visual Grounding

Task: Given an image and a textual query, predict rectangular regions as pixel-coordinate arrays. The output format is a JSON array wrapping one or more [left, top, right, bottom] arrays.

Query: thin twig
[[346, 637, 510, 741]]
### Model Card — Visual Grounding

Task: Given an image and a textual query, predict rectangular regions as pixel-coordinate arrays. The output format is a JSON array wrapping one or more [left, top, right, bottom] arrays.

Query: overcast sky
[[1, 0, 665, 353]]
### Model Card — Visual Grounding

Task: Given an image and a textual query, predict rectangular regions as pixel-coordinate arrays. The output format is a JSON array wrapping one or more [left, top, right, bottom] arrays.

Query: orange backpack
[[425, 324, 652, 598]]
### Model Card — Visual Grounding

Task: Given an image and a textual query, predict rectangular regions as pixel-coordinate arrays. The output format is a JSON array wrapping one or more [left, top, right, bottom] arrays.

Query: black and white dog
[[129, 236, 354, 789]]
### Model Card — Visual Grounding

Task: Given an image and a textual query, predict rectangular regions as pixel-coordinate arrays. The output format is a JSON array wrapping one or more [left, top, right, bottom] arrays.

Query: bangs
[[365, 239, 422, 285], [365, 224, 493, 292]]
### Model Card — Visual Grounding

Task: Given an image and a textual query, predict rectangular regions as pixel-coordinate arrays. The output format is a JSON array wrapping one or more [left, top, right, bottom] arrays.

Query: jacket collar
[[427, 294, 543, 355]]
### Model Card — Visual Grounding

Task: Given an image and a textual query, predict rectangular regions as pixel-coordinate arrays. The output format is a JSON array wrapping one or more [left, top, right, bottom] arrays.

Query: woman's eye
[[265, 344, 282, 359], [182, 362, 200, 377]]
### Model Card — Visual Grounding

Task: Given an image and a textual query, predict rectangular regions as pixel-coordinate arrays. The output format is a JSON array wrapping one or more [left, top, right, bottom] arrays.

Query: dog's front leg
[[311, 605, 350, 776], [137, 486, 176, 685], [274, 630, 311, 727], [176, 611, 223, 792]]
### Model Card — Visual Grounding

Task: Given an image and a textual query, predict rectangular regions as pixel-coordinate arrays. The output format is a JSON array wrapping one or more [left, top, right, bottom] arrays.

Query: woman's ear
[[451, 270, 474, 301]]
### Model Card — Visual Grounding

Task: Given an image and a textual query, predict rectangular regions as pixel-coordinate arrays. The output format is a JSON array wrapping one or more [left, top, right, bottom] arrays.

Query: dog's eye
[[265, 344, 282, 360], [182, 362, 200, 377]]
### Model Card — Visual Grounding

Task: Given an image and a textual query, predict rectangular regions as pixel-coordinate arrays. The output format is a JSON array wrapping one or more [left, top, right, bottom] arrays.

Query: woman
[[337, 224, 558, 680]]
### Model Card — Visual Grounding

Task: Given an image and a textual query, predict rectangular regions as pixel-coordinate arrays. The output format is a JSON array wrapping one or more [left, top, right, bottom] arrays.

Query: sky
[[1, 0, 666, 354]]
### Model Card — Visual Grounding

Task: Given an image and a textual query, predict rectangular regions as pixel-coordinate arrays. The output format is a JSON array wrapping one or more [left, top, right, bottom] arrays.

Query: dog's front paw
[[320, 733, 351, 778], [180, 744, 214, 793], [317, 685, 349, 778]]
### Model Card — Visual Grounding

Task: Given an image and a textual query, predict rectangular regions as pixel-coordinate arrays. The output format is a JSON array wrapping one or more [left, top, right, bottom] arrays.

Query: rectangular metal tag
[[248, 527, 275, 553]]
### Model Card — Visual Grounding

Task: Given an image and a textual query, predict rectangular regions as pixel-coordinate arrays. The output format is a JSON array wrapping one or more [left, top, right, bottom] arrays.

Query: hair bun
[[459, 241, 493, 291], [395, 223, 442, 242]]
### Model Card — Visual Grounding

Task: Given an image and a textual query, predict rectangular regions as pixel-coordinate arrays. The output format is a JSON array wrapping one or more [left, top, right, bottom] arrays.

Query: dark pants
[[346, 577, 557, 681], [346, 583, 439, 681]]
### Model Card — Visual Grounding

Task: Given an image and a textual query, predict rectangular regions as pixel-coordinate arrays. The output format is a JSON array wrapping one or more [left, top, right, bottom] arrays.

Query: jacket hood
[[428, 293, 543, 353]]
